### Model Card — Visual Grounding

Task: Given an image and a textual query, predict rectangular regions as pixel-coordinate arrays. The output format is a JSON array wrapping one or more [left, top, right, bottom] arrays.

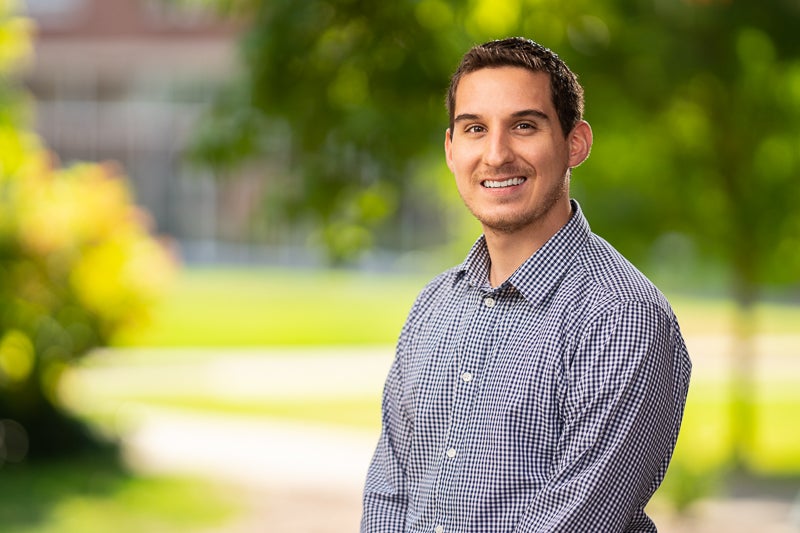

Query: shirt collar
[[456, 200, 591, 306]]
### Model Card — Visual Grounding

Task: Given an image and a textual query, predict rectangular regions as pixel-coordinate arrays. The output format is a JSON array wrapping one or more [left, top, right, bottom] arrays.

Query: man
[[361, 37, 691, 532]]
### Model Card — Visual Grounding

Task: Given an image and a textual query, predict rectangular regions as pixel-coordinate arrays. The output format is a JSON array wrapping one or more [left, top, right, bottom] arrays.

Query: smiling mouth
[[482, 177, 527, 188]]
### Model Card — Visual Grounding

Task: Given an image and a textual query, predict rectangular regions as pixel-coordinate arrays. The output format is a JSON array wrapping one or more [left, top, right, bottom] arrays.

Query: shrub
[[0, 5, 175, 460]]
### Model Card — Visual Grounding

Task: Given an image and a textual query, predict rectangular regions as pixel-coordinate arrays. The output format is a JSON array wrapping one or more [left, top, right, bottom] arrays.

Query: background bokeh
[[1, 0, 798, 531]]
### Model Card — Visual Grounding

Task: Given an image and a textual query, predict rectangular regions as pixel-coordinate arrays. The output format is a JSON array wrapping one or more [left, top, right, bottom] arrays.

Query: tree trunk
[[729, 277, 758, 472]]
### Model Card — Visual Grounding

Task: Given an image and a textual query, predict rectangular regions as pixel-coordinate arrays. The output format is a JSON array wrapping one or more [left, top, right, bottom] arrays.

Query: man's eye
[[516, 122, 536, 130], [465, 125, 485, 133]]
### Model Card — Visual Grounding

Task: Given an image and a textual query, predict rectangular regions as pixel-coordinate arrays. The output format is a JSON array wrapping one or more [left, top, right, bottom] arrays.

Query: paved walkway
[[122, 409, 372, 532], [123, 408, 375, 495], [63, 339, 800, 532]]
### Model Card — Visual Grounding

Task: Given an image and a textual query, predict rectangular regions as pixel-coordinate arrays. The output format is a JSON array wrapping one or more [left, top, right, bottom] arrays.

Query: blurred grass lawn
[[0, 453, 237, 533], [113, 267, 429, 346], [116, 267, 800, 346]]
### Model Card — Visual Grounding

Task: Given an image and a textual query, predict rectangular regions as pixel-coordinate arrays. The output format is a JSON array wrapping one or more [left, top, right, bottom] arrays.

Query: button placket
[[435, 288, 501, 526]]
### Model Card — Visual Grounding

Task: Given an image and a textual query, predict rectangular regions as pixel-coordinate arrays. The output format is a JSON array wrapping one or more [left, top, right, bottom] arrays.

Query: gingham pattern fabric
[[361, 201, 692, 533]]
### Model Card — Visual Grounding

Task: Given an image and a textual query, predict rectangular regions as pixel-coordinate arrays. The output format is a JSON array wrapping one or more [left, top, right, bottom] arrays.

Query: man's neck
[[484, 202, 573, 288]]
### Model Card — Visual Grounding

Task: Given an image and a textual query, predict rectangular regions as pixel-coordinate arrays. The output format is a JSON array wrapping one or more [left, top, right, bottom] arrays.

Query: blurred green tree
[[0, 4, 175, 459], [194, 0, 800, 470], [189, 0, 471, 262]]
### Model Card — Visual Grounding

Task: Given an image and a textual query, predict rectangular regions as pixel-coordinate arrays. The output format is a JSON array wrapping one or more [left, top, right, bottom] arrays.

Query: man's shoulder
[[572, 233, 669, 312]]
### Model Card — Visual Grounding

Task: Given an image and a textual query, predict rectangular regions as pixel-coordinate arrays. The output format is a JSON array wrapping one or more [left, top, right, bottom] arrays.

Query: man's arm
[[514, 301, 691, 532], [361, 348, 411, 532]]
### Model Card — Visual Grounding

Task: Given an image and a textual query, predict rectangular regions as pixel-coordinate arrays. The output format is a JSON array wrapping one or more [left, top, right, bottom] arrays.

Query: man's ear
[[444, 128, 455, 173], [568, 120, 593, 168]]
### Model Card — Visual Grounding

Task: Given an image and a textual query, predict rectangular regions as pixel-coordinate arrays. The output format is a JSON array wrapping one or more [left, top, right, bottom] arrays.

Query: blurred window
[[24, 0, 88, 27], [26, 0, 85, 14]]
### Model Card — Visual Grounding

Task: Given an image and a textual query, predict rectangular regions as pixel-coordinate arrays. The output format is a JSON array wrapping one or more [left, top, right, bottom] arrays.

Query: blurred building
[[22, 0, 276, 263], [22, 0, 451, 269]]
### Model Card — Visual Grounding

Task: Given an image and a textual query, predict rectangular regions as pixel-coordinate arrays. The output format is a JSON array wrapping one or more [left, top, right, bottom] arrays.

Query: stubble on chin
[[467, 177, 569, 235]]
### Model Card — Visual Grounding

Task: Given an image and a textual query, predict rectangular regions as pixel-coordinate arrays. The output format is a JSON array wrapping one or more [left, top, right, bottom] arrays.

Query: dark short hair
[[446, 37, 585, 137]]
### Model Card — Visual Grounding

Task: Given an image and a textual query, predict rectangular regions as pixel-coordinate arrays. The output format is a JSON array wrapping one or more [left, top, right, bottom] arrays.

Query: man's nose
[[483, 130, 514, 167]]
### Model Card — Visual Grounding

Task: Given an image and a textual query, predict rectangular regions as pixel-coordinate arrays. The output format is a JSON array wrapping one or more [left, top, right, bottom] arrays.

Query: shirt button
[[446, 448, 457, 458], [484, 296, 496, 308], [461, 371, 473, 383], [435, 526, 444, 533]]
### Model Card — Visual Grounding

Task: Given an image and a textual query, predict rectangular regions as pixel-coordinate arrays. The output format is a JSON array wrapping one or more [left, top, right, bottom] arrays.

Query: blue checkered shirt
[[361, 201, 691, 532]]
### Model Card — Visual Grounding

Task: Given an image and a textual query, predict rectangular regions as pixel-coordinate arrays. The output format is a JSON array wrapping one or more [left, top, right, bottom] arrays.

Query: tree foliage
[[191, 0, 476, 261], [578, 0, 800, 293]]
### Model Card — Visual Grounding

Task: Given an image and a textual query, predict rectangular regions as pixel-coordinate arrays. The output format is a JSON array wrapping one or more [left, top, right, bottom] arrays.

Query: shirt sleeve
[[360, 348, 410, 532], [513, 300, 690, 533]]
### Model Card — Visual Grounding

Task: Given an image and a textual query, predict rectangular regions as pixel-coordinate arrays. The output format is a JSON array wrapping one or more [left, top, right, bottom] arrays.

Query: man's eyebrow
[[454, 113, 480, 123], [512, 109, 550, 121]]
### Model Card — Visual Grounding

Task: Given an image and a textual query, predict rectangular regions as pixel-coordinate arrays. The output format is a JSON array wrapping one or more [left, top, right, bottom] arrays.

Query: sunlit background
[[1, 0, 799, 531]]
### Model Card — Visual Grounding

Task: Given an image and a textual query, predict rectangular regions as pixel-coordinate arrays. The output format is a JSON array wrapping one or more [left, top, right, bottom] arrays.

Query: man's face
[[445, 66, 587, 236]]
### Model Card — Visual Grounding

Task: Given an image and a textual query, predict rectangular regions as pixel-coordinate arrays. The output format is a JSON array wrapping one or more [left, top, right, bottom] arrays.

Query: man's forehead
[[454, 67, 554, 114]]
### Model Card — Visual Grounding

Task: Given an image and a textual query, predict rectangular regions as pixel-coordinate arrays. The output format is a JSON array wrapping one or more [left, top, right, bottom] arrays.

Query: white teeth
[[483, 177, 526, 188]]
